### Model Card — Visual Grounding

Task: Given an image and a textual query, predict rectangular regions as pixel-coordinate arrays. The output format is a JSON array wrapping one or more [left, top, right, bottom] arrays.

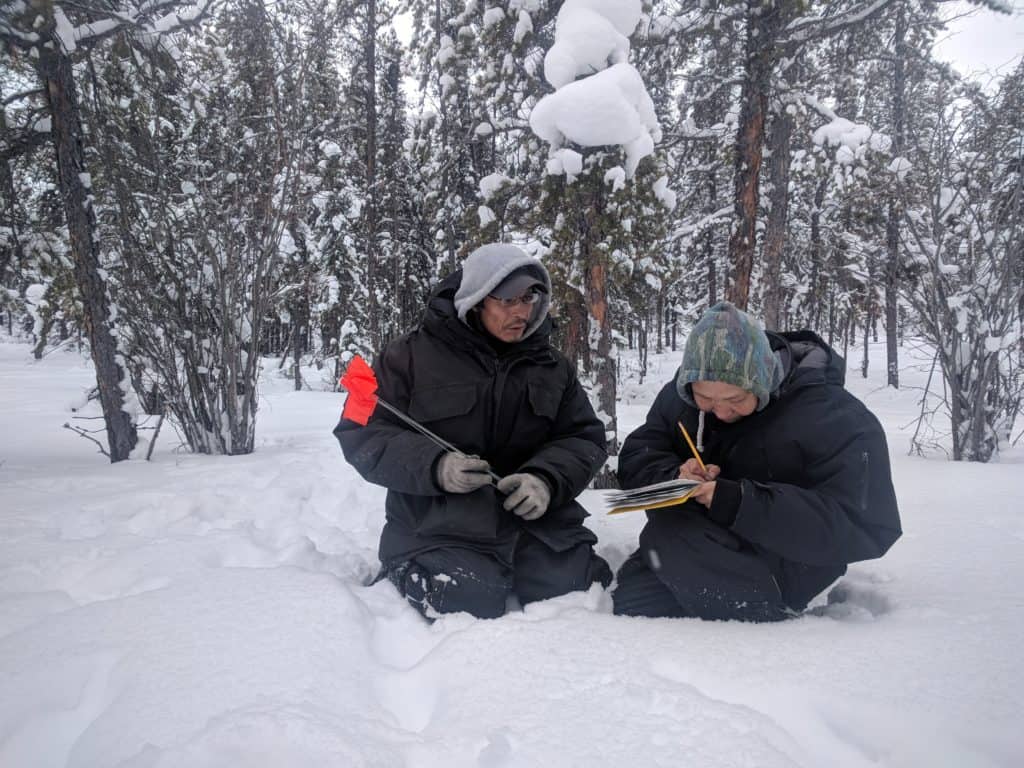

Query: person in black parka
[[334, 243, 611, 619], [612, 301, 902, 622]]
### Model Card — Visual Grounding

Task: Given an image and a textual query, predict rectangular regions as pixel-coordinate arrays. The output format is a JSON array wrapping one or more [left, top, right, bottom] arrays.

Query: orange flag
[[339, 355, 379, 426]]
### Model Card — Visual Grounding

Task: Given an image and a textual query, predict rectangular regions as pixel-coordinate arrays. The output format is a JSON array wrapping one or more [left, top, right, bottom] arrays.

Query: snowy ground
[[1, 338, 1022, 768]]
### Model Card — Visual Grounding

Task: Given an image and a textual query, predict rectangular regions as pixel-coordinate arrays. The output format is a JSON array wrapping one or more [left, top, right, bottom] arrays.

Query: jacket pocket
[[415, 485, 503, 541], [408, 383, 478, 423], [527, 380, 561, 421]]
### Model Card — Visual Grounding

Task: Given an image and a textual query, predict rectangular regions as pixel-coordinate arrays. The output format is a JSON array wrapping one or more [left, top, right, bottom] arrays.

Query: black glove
[[496, 473, 550, 521], [435, 452, 493, 494]]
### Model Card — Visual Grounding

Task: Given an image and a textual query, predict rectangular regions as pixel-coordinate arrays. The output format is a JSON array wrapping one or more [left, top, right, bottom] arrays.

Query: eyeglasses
[[486, 291, 542, 308]]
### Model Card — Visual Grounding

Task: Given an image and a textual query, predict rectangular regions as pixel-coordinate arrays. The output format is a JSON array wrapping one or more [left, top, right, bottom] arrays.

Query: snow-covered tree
[[1, 0, 217, 460], [529, 0, 673, 477], [902, 63, 1023, 461]]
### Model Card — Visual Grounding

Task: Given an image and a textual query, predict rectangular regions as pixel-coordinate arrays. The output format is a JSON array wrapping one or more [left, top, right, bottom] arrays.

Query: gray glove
[[436, 452, 493, 494], [496, 473, 551, 521]]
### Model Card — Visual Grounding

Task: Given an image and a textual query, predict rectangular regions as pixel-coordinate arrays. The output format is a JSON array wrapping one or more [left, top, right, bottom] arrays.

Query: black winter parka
[[334, 272, 607, 567], [618, 331, 902, 609]]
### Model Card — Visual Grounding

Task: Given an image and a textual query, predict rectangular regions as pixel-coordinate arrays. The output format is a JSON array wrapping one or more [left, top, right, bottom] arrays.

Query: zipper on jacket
[[860, 451, 870, 512]]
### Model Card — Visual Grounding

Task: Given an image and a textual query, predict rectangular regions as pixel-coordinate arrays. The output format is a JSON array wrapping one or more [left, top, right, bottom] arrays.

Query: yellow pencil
[[677, 420, 707, 474]]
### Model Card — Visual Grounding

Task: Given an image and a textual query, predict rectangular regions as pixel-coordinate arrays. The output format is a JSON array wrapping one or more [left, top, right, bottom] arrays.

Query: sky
[[394, 2, 1023, 86], [933, 0, 1024, 81]]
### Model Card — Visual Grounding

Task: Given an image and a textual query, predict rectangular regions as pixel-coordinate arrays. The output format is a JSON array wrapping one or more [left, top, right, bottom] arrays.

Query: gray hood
[[453, 243, 552, 339]]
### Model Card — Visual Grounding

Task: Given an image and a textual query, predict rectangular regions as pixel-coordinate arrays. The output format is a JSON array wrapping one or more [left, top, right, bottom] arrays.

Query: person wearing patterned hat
[[335, 243, 611, 619], [611, 302, 902, 621]]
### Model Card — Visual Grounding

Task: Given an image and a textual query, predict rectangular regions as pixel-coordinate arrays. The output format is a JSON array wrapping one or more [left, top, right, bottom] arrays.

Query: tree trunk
[[884, 3, 906, 389], [0, 156, 23, 283], [364, 0, 381, 349], [726, 1, 781, 309], [808, 177, 827, 330], [561, 288, 588, 372], [587, 258, 618, 483], [638, 313, 648, 383], [292, 316, 303, 391], [705, 168, 718, 306], [862, 306, 871, 379], [655, 293, 664, 354], [762, 102, 794, 329], [39, 41, 137, 461], [842, 310, 852, 364]]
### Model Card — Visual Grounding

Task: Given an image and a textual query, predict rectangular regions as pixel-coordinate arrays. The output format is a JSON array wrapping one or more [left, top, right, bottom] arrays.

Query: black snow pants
[[612, 512, 792, 622], [383, 535, 612, 620]]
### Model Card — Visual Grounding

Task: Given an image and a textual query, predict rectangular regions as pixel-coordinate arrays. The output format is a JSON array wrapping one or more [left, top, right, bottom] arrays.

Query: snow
[[479, 172, 510, 200], [563, 0, 643, 37], [1, 339, 1023, 767], [530, 63, 661, 177], [52, 7, 77, 53], [543, 5, 632, 89], [477, 205, 496, 227], [437, 35, 456, 66], [531, 0, 659, 179], [514, 10, 534, 44], [482, 7, 505, 29], [985, 334, 1004, 352], [320, 140, 343, 158], [553, 147, 583, 177], [604, 165, 626, 192], [888, 157, 913, 180], [653, 174, 677, 210], [812, 117, 888, 166]]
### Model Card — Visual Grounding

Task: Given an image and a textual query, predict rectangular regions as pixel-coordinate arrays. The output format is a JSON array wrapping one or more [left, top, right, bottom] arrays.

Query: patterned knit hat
[[676, 301, 783, 411]]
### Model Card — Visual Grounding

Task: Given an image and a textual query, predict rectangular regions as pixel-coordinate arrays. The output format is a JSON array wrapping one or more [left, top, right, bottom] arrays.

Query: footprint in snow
[[809, 577, 892, 620]]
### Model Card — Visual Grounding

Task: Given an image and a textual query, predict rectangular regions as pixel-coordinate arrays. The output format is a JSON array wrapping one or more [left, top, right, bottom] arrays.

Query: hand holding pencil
[[677, 420, 719, 507], [676, 421, 719, 481], [678, 458, 719, 482]]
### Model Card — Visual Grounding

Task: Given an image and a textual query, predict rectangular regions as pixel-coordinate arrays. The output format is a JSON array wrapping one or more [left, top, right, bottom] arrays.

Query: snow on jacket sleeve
[[729, 391, 902, 567], [333, 337, 446, 497], [518, 367, 608, 510], [616, 380, 687, 490]]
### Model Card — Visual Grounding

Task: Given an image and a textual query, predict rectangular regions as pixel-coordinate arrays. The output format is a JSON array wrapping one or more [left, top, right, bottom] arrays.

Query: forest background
[[1, 0, 1022, 475]]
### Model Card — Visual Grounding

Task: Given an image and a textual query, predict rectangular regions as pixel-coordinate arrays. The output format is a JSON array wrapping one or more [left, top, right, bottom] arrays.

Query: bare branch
[[2, 87, 45, 106], [63, 422, 111, 458], [0, 127, 50, 163]]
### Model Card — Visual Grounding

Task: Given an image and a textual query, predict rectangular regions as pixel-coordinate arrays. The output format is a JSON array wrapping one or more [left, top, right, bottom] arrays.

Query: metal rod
[[375, 398, 502, 482]]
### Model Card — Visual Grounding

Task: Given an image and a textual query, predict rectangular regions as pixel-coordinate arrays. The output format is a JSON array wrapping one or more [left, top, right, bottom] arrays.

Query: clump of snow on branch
[[478, 205, 496, 227], [812, 117, 890, 166], [604, 166, 626, 193], [479, 172, 510, 200], [437, 35, 456, 66], [529, 0, 661, 180], [320, 140, 343, 159], [547, 148, 583, 179], [542, 0, 640, 88], [482, 7, 505, 29], [531, 65, 661, 178], [888, 157, 913, 180], [652, 175, 677, 211], [514, 10, 534, 44], [52, 7, 77, 53]]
